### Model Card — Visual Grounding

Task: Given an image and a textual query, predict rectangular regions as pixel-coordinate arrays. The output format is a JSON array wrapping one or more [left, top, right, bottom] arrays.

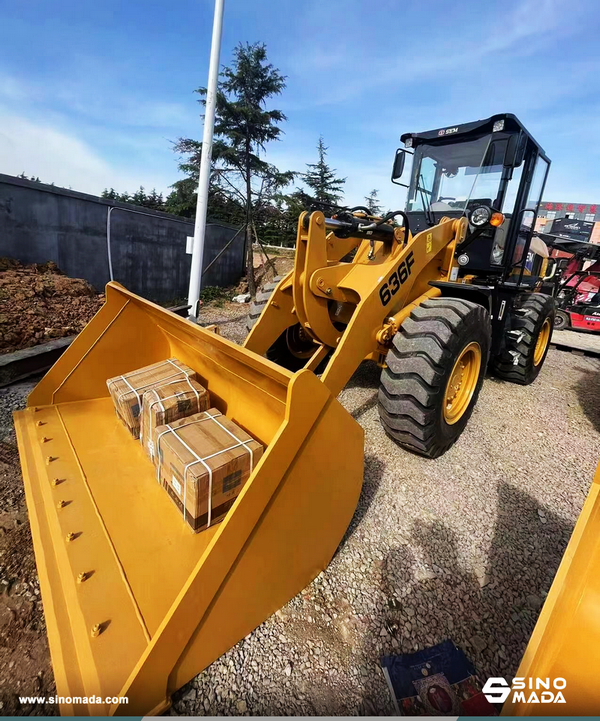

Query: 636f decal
[[379, 252, 415, 306]]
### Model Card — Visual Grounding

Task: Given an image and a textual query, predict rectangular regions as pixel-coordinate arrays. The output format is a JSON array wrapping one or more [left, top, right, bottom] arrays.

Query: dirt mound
[[0, 259, 104, 355]]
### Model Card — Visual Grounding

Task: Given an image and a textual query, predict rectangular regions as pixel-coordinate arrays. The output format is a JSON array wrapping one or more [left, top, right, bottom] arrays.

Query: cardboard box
[[154, 409, 263, 532], [106, 358, 198, 439], [141, 378, 210, 463]]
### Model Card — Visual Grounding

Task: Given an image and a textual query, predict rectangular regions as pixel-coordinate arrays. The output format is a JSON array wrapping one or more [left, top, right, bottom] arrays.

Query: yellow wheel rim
[[534, 318, 551, 366], [443, 342, 482, 425]]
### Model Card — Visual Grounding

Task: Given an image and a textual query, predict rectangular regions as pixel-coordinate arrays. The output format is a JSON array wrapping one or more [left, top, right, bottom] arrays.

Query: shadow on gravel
[[351, 395, 379, 421], [369, 482, 573, 710], [573, 361, 600, 433], [484, 372, 509, 385], [336, 454, 386, 556], [344, 361, 381, 422], [346, 361, 381, 390]]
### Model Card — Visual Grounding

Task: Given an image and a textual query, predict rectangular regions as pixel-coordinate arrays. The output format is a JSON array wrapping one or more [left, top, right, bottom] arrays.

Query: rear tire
[[491, 293, 555, 385], [246, 277, 282, 333], [554, 309, 570, 331], [378, 298, 491, 459]]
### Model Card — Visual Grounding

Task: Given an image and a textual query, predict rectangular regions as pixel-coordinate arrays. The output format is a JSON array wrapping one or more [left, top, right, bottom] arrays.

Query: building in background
[[536, 201, 600, 244]]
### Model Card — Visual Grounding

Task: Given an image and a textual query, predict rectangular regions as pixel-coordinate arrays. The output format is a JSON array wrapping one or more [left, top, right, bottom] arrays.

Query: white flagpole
[[187, 0, 225, 320]]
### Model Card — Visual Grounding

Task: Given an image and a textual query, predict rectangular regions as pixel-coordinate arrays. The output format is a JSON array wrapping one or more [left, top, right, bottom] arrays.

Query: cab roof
[[400, 113, 547, 157]]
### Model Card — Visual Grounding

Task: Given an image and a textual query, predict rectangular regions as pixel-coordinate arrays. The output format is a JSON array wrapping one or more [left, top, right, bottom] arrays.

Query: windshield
[[407, 134, 508, 214]]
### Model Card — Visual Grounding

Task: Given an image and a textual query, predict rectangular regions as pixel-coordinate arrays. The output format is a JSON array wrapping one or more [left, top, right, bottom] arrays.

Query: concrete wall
[[0, 174, 244, 302]]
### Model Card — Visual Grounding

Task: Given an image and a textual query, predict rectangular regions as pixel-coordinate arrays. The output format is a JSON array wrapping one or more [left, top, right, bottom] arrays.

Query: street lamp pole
[[187, 0, 225, 320]]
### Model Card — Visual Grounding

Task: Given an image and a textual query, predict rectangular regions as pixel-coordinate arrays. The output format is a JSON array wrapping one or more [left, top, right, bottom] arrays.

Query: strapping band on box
[[140, 376, 201, 447], [110, 359, 194, 420], [156, 411, 255, 529]]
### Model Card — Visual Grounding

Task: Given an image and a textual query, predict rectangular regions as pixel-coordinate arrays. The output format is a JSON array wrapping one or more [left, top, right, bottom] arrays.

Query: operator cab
[[392, 113, 551, 286]]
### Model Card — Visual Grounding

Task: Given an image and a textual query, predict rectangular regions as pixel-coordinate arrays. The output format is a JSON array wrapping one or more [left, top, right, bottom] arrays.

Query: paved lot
[[170, 310, 600, 715]]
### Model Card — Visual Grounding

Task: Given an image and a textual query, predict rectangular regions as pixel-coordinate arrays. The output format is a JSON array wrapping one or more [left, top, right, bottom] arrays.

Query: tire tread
[[246, 276, 282, 332], [378, 298, 490, 458]]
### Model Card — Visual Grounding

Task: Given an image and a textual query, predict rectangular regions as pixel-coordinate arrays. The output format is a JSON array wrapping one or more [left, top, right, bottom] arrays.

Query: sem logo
[[438, 126, 458, 136], [483, 677, 566, 705]]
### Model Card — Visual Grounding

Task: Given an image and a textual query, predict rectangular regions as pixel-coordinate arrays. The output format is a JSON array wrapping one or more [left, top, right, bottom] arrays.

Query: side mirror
[[391, 149, 406, 181], [505, 131, 526, 168]]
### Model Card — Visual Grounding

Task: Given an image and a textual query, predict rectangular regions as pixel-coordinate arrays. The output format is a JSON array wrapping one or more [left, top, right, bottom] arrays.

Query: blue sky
[[1, 0, 599, 210]]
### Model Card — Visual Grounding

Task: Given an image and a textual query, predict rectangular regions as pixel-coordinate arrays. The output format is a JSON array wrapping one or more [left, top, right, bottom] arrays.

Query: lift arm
[[245, 211, 468, 397]]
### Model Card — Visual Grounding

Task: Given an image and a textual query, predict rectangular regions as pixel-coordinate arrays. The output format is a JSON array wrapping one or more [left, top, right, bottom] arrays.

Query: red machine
[[552, 248, 600, 332]]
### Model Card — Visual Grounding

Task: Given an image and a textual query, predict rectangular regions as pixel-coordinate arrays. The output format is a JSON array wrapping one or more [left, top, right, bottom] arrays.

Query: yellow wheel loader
[[246, 113, 556, 456], [14, 113, 558, 715]]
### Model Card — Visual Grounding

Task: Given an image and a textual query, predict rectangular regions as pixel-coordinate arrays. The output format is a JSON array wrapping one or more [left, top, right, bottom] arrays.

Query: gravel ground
[[200, 305, 249, 346], [554, 327, 600, 352], [167, 310, 600, 716], [2, 309, 599, 716]]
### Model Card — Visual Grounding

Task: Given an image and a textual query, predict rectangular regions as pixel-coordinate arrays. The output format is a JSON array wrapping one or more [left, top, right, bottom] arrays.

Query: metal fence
[[0, 174, 244, 302]]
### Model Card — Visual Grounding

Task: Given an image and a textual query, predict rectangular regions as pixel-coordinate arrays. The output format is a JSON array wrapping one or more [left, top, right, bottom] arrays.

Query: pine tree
[[132, 186, 147, 206], [165, 178, 197, 217], [365, 189, 382, 216], [174, 42, 288, 295], [146, 188, 164, 210], [303, 136, 345, 207]]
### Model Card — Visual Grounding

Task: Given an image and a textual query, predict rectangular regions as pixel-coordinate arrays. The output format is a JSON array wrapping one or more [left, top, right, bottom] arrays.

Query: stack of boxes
[[154, 410, 263, 531], [107, 358, 197, 439], [140, 377, 210, 463], [106, 358, 263, 532]]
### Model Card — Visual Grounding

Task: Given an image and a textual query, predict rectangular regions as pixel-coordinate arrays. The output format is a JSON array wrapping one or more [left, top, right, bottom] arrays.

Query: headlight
[[470, 206, 492, 226]]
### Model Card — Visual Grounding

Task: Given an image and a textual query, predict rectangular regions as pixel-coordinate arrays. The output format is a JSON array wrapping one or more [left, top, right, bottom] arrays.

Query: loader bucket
[[503, 460, 600, 716], [14, 282, 364, 716]]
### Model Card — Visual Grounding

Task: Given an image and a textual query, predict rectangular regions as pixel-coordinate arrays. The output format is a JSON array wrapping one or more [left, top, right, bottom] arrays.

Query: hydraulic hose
[[303, 213, 399, 243]]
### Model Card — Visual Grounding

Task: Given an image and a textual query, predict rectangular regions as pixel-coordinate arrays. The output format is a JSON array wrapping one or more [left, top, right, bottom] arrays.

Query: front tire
[[492, 293, 555, 385], [266, 324, 318, 371], [245, 277, 320, 372], [378, 298, 491, 458]]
